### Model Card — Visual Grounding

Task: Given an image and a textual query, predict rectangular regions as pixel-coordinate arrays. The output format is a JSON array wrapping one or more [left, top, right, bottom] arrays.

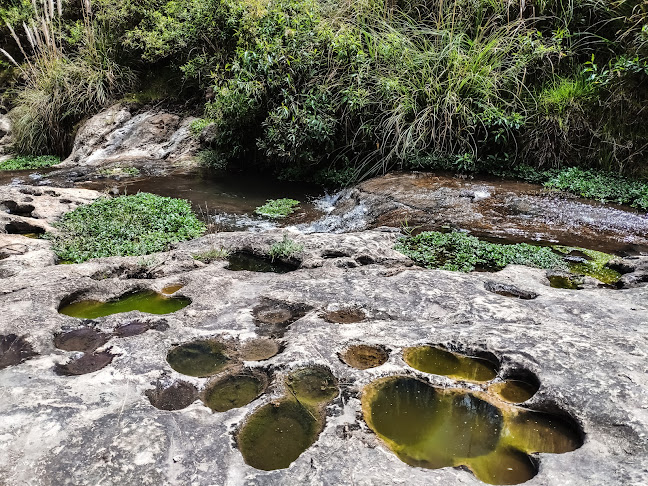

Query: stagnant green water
[[362, 376, 582, 485], [203, 373, 267, 412], [59, 290, 190, 318], [238, 367, 338, 470], [166, 339, 230, 377], [403, 346, 498, 382], [489, 380, 539, 404]]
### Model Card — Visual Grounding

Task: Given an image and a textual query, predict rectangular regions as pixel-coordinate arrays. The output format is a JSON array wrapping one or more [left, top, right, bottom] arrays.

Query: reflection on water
[[403, 346, 498, 382]]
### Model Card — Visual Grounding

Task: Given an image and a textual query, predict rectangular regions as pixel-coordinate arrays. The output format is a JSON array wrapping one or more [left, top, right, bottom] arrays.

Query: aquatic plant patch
[[47, 193, 205, 263], [255, 199, 300, 218], [395, 231, 567, 272], [0, 155, 59, 170], [553, 246, 621, 284]]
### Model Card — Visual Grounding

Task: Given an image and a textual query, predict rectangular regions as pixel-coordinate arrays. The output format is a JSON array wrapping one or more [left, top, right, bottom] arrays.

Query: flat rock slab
[[338, 172, 648, 254], [0, 237, 647, 486]]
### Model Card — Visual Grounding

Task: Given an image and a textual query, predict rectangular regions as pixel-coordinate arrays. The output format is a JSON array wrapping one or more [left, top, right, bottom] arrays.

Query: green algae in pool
[[59, 290, 190, 318], [166, 339, 230, 377], [403, 346, 498, 382], [489, 379, 539, 403], [203, 372, 267, 412], [362, 376, 582, 485], [226, 252, 296, 273], [554, 246, 621, 285], [548, 274, 583, 290], [238, 367, 338, 470]]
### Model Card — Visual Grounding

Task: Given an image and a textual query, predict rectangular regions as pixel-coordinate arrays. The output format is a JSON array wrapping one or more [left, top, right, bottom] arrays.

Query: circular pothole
[[323, 308, 365, 323], [145, 380, 198, 411], [203, 371, 268, 412], [54, 328, 111, 352], [54, 351, 114, 375], [339, 344, 388, 370], [240, 338, 281, 361], [166, 339, 231, 377]]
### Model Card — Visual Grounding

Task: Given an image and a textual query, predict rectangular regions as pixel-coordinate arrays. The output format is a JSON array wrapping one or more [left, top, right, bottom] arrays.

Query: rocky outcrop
[[59, 104, 200, 168], [0, 112, 13, 161], [0, 185, 103, 276], [0, 236, 647, 485]]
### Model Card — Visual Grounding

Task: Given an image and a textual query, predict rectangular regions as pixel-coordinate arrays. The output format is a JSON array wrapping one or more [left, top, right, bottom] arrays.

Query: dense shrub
[[0, 155, 59, 170], [47, 193, 205, 263]]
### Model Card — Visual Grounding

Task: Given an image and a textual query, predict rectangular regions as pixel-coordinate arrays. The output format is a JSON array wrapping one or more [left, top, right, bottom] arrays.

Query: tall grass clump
[[2, 0, 132, 156]]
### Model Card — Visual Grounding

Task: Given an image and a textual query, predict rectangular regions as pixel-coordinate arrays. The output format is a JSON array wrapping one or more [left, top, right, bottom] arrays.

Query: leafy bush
[[0, 155, 59, 170], [255, 198, 300, 218], [395, 231, 567, 272], [47, 193, 205, 263]]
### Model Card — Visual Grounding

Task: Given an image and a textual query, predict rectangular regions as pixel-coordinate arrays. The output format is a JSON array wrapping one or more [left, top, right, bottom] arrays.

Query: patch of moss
[[553, 246, 621, 284]]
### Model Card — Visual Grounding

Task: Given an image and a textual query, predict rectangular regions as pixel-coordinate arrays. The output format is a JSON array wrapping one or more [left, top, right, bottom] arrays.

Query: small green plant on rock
[[47, 193, 205, 263], [98, 166, 140, 177], [193, 247, 230, 263], [0, 155, 60, 170], [255, 199, 300, 219], [395, 231, 567, 272], [269, 235, 304, 261]]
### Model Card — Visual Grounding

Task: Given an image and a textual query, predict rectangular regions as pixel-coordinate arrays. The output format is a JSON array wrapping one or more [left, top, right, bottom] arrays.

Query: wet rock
[[54, 327, 112, 352], [54, 351, 115, 375], [145, 379, 198, 411], [484, 281, 538, 299], [60, 104, 200, 168], [334, 172, 648, 254], [0, 334, 37, 369]]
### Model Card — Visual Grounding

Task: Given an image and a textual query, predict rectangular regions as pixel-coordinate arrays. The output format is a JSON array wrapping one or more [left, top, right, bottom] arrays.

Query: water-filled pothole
[[145, 380, 198, 411], [322, 307, 366, 323], [489, 379, 539, 404], [237, 366, 338, 470], [113, 321, 151, 337], [54, 351, 115, 375], [0, 334, 37, 369], [53, 327, 112, 352], [203, 370, 268, 412], [166, 339, 231, 377], [5, 221, 45, 235], [362, 376, 582, 485], [58, 290, 191, 318], [252, 299, 311, 337], [161, 283, 184, 294], [340, 344, 389, 370], [227, 252, 297, 273], [239, 338, 281, 361], [548, 274, 583, 290], [403, 346, 498, 382]]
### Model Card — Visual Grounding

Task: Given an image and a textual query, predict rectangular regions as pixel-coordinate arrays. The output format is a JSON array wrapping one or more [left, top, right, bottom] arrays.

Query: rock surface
[[0, 112, 13, 161], [1, 228, 647, 486], [59, 103, 200, 168], [330, 172, 648, 254]]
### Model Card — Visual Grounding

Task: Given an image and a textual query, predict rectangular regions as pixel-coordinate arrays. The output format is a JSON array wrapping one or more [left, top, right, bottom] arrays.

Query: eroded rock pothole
[[166, 339, 232, 377], [322, 307, 366, 323], [226, 252, 298, 273], [403, 345, 499, 382], [362, 375, 582, 485], [53, 327, 112, 353], [0, 334, 37, 369], [145, 379, 198, 411], [59, 290, 191, 318], [202, 369, 268, 412], [252, 298, 311, 337], [54, 351, 115, 375], [339, 344, 389, 370]]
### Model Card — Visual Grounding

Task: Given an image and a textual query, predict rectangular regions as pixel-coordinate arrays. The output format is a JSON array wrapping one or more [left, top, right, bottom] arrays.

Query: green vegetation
[[1, 0, 647, 181], [193, 247, 230, 263], [255, 199, 300, 219], [47, 193, 205, 263], [269, 235, 304, 261], [495, 165, 648, 210], [554, 246, 621, 284], [395, 231, 567, 272], [0, 155, 59, 170], [98, 166, 140, 176]]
